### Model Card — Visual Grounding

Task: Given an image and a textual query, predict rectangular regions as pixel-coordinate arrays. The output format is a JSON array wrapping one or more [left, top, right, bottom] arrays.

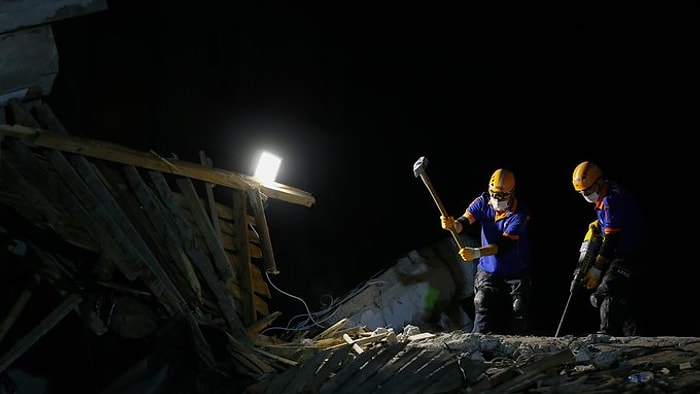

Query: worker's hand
[[583, 266, 602, 289], [441, 215, 455, 231], [459, 247, 481, 262], [587, 220, 602, 238], [588, 220, 600, 231]]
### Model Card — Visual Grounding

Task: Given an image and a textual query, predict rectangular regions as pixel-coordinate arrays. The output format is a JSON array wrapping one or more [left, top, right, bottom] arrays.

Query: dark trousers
[[472, 268, 532, 335], [590, 258, 639, 336]]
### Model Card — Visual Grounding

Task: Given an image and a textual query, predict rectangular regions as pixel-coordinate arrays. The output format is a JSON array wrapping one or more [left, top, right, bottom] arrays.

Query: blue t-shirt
[[465, 192, 532, 276], [594, 180, 646, 256]]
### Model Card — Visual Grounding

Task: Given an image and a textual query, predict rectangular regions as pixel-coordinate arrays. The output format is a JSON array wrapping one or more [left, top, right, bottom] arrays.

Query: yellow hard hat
[[572, 161, 602, 192], [489, 168, 515, 194]]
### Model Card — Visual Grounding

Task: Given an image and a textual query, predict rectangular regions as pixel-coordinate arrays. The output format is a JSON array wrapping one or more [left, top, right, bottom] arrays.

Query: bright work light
[[253, 150, 282, 184]]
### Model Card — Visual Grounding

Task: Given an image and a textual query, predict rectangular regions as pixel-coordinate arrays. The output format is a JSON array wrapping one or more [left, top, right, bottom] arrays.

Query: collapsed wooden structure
[[0, 98, 317, 390]]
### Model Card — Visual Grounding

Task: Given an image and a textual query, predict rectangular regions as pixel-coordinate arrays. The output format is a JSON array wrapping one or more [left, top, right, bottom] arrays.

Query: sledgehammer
[[413, 156, 465, 250]]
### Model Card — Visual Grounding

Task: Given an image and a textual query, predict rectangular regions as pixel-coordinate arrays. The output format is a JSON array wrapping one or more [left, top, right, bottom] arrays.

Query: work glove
[[583, 266, 602, 289], [458, 247, 481, 262], [441, 215, 456, 230], [588, 220, 601, 233]]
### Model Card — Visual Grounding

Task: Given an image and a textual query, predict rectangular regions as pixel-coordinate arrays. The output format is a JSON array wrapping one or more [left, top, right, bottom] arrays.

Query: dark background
[[45, 2, 697, 338]]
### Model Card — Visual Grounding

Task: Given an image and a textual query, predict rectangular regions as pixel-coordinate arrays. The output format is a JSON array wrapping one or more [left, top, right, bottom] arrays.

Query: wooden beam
[[46, 149, 187, 313], [198, 150, 223, 245], [0, 124, 315, 207], [0, 279, 34, 344], [0, 294, 82, 372], [233, 189, 255, 325], [248, 189, 278, 274], [121, 166, 203, 302]]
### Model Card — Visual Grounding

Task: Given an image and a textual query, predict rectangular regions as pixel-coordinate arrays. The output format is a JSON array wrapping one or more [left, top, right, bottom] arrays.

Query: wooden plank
[[384, 348, 443, 394], [305, 346, 353, 393], [248, 243, 263, 259], [253, 295, 269, 316], [247, 188, 278, 274], [148, 172, 199, 252], [282, 349, 334, 393], [256, 360, 297, 393], [68, 155, 191, 308], [492, 349, 575, 392], [354, 346, 424, 393], [226, 251, 270, 298], [0, 280, 34, 344], [0, 125, 316, 208], [214, 201, 235, 220], [343, 333, 364, 354], [33, 246, 81, 289], [177, 178, 250, 336], [47, 150, 187, 313], [255, 343, 314, 362], [171, 193, 235, 221], [232, 189, 255, 325], [228, 282, 269, 316], [336, 331, 392, 350], [385, 349, 473, 394], [469, 349, 574, 393], [176, 176, 256, 327], [318, 345, 404, 394], [1, 156, 63, 229], [247, 311, 282, 336], [408, 332, 435, 341], [29, 101, 69, 134], [1, 146, 96, 252], [120, 166, 203, 302], [172, 206, 244, 260], [149, 173, 223, 282], [247, 225, 262, 242], [198, 151, 223, 245], [250, 264, 270, 297], [313, 318, 349, 341], [248, 345, 297, 367], [313, 337, 345, 348], [225, 334, 276, 375], [0, 294, 82, 372], [199, 222, 237, 252], [215, 217, 236, 238], [6, 139, 144, 282], [283, 348, 343, 394], [421, 353, 488, 389], [149, 173, 248, 340], [262, 347, 338, 393], [7, 98, 41, 127], [176, 178, 236, 283]]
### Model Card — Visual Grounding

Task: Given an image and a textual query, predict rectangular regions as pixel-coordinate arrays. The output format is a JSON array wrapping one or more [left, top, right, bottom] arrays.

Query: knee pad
[[590, 293, 601, 308]]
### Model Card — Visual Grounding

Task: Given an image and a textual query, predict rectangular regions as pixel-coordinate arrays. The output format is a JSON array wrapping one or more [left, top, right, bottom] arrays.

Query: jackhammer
[[555, 220, 602, 337]]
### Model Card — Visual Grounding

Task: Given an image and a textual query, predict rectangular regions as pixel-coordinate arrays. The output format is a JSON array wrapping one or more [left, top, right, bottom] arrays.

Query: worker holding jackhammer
[[571, 161, 647, 336], [440, 169, 533, 335]]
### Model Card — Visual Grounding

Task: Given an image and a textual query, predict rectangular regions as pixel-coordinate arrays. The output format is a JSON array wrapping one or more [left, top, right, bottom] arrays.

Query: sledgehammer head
[[413, 156, 428, 178]]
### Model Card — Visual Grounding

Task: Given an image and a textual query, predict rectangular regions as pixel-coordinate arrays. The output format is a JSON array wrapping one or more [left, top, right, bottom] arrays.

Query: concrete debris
[[249, 323, 700, 393]]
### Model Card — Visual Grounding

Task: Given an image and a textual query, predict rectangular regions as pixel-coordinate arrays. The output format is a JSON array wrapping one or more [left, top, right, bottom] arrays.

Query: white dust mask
[[490, 197, 509, 211], [583, 190, 599, 203]]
